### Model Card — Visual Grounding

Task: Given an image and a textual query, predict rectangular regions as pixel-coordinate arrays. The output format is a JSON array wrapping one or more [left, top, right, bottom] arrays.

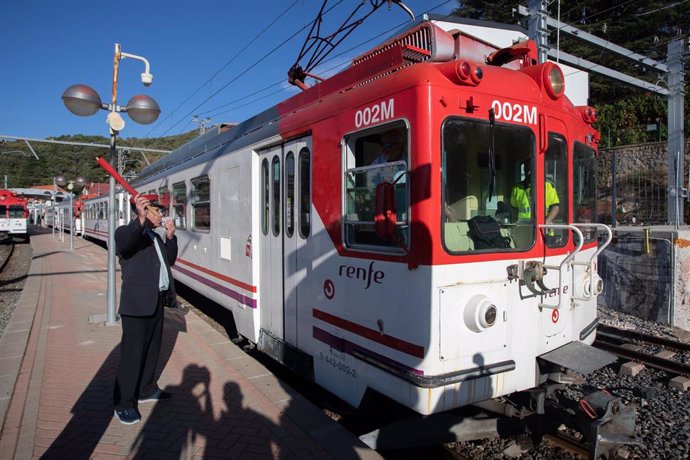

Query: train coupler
[[578, 390, 640, 460]]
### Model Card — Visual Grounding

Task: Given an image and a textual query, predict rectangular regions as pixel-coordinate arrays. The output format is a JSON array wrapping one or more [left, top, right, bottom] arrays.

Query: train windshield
[[9, 205, 25, 218], [442, 117, 535, 252]]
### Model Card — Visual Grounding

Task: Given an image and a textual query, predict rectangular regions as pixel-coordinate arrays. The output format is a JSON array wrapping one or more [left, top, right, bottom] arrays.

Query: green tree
[[0, 130, 198, 189], [452, 0, 690, 147]]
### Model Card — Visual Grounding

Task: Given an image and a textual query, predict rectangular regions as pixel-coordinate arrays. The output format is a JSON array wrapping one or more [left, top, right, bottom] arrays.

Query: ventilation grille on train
[[352, 22, 455, 67]]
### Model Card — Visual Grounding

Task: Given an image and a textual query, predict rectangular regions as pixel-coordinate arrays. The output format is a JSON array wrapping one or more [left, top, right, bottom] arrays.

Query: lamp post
[[52, 178, 57, 237], [62, 44, 160, 325], [55, 176, 85, 251]]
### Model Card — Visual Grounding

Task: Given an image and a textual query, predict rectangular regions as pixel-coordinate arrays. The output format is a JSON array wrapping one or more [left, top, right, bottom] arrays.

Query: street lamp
[[62, 44, 160, 326], [55, 176, 85, 251]]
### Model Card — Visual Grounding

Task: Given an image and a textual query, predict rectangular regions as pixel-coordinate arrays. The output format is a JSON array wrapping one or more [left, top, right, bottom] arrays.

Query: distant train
[[79, 16, 615, 424], [0, 189, 29, 243]]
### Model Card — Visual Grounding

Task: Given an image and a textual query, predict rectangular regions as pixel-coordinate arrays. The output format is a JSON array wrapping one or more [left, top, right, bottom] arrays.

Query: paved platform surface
[[0, 231, 382, 459]]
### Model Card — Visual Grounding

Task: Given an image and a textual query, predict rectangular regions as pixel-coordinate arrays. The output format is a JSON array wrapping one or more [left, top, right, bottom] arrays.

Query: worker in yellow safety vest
[[510, 162, 560, 224]]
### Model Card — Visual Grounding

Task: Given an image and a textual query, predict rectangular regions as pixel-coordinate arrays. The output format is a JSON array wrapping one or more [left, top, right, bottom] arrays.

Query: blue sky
[[0, 0, 457, 141]]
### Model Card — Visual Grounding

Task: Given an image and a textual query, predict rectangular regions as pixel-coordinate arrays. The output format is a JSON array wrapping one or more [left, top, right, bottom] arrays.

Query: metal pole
[[106, 44, 121, 326], [69, 192, 74, 251], [52, 178, 56, 237], [611, 151, 617, 228]]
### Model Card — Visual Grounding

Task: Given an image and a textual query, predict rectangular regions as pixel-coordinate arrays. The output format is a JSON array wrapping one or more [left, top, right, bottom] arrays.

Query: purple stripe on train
[[312, 326, 424, 376], [172, 264, 257, 309]]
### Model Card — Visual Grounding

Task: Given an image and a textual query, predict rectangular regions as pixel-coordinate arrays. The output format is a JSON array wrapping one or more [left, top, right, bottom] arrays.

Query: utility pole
[[667, 39, 686, 227], [192, 115, 211, 135], [528, 0, 549, 64], [520, 4, 686, 226]]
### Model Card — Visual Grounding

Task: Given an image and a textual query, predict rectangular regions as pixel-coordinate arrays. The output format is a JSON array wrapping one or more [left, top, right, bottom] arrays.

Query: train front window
[[9, 206, 24, 218], [442, 117, 534, 253], [343, 121, 409, 251], [573, 142, 597, 243]]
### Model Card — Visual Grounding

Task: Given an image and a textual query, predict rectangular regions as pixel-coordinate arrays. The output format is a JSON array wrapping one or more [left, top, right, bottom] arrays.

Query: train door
[[259, 138, 312, 347], [260, 145, 286, 340], [283, 138, 311, 346], [542, 128, 570, 338]]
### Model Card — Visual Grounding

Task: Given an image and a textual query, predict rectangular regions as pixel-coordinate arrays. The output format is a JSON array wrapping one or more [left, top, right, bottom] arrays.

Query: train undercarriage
[[359, 341, 639, 459]]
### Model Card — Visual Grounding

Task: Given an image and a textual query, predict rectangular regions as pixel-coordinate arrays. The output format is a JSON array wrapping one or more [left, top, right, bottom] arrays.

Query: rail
[[594, 328, 690, 377]]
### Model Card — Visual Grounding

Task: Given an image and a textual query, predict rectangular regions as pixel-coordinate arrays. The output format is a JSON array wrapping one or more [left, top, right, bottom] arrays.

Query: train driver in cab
[[371, 129, 406, 166], [510, 161, 560, 225]]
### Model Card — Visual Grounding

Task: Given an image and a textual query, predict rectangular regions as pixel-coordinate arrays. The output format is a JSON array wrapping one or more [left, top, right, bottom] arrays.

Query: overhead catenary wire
[[166, 0, 454, 135], [145, 0, 301, 138]]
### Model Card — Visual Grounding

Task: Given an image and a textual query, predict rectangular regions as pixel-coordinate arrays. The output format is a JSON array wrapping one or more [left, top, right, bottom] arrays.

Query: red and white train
[[81, 17, 615, 423], [0, 189, 30, 242]]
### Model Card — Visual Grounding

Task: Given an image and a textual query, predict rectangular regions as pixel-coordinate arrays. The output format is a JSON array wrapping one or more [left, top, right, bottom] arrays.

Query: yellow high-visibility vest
[[510, 181, 559, 221]]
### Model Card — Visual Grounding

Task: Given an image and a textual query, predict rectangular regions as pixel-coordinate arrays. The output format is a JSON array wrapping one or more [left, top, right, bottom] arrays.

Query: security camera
[[141, 72, 153, 86]]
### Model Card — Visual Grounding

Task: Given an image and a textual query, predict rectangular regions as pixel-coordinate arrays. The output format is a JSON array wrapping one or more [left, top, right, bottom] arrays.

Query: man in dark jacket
[[113, 193, 178, 425]]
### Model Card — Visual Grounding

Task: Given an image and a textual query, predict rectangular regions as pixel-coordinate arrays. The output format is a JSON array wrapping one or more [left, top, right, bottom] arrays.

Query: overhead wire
[[542, 0, 685, 84], [190, 0, 455, 126], [145, 0, 301, 138], [156, 1, 354, 137]]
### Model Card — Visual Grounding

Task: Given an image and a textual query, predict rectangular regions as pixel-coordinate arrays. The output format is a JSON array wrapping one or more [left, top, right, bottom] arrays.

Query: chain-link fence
[[597, 141, 690, 227]]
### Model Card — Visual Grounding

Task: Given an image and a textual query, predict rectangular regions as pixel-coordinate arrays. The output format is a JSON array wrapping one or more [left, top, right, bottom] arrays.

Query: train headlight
[[464, 294, 498, 332], [470, 65, 483, 84], [440, 60, 483, 86], [544, 63, 565, 99]]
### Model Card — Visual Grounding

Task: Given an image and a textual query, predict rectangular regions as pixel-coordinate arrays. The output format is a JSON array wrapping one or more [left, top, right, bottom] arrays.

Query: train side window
[[272, 156, 281, 236], [573, 142, 597, 243], [343, 121, 409, 251], [298, 147, 311, 239], [285, 151, 295, 238], [544, 134, 568, 248], [0, 205, 6, 217], [172, 181, 187, 230], [157, 187, 171, 218], [190, 175, 210, 232], [262, 159, 269, 235]]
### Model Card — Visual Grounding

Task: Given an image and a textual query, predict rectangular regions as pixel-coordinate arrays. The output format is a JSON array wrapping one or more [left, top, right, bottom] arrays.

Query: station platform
[[0, 231, 381, 459]]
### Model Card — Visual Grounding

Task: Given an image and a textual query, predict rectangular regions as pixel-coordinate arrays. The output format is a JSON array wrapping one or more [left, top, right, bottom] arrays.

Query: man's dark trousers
[[113, 293, 165, 411]]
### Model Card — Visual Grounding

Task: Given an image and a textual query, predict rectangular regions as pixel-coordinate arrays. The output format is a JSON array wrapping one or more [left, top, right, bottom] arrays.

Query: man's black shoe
[[114, 408, 141, 425], [138, 388, 172, 403]]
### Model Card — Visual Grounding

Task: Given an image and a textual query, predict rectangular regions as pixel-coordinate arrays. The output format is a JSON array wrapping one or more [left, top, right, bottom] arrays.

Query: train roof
[[135, 15, 588, 186]]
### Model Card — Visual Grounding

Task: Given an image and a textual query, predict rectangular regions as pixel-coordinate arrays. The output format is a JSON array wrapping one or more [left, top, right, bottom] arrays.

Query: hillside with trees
[[0, 130, 197, 190], [451, 0, 689, 147]]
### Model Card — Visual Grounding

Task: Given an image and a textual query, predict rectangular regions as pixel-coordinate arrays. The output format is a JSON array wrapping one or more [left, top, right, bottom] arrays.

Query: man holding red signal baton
[[95, 156, 179, 424], [111, 192, 178, 425]]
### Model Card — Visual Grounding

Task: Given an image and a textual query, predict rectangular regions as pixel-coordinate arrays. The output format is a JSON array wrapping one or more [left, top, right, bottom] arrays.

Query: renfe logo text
[[338, 261, 384, 289]]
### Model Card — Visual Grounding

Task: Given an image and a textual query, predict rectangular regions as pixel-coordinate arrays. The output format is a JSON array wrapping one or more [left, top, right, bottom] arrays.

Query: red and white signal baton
[[95, 156, 139, 199]]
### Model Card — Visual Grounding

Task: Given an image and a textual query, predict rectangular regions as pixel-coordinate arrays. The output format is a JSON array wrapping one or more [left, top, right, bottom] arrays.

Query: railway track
[[0, 241, 14, 273], [594, 323, 690, 377]]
